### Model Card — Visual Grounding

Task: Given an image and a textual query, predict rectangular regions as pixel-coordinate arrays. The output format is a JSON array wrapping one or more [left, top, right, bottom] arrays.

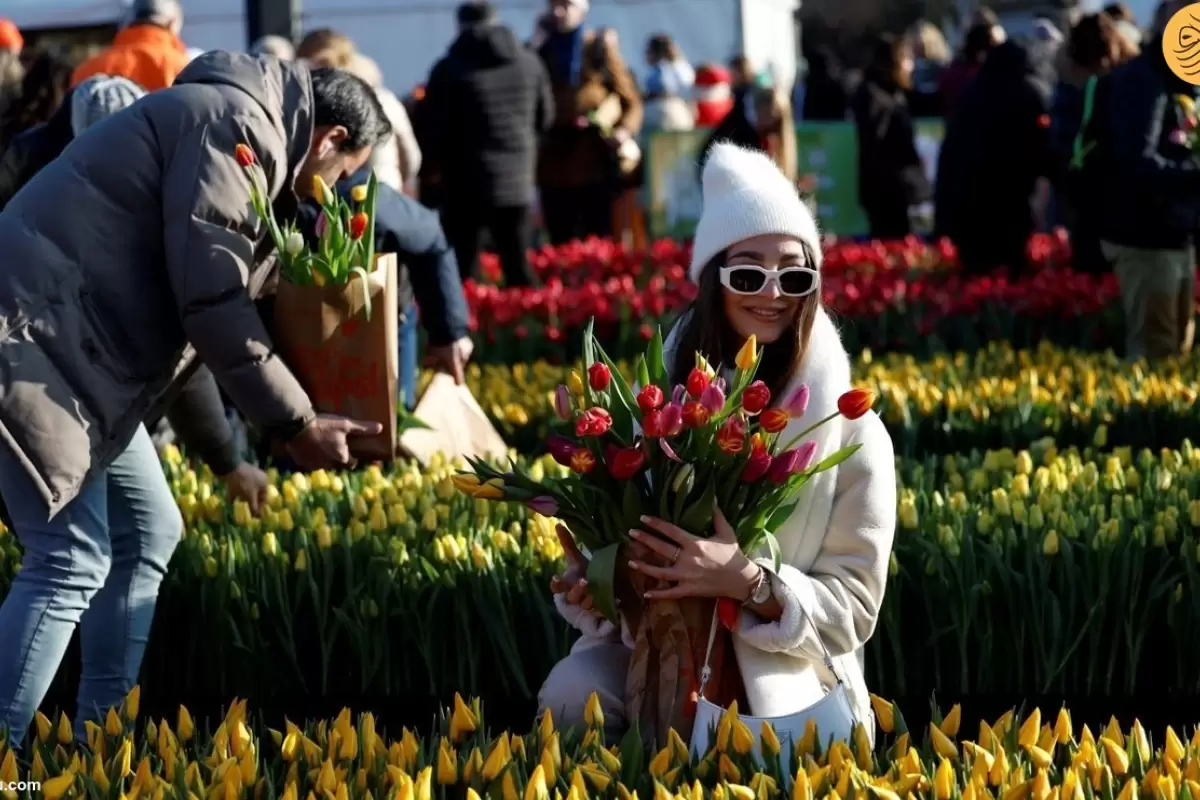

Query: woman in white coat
[[538, 142, 897, 739]]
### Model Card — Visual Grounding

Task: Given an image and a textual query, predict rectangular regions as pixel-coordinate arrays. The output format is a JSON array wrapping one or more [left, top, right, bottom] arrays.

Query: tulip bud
[[546, 435, 576, 466], [793, 440, 818, 473], [636, 384, 664, 413], [760, 408, 789, 433], [699, 384, 725, 415], [588, 362, 611, 391], [741, 380, 771, 415], [741, 449, 772, 482], [350, 183, 369, 203], [235, 143, 256, 167], [568, 370, 585, 396], [284, 230, 305, 256], [527, 496, 559, 517], [660, 402, 684, 436], [735, 335, 758, 371], [784, 384, 811, 417], [312, 174, 333, 204], [671, 384, 687, 405], [350, 211, 369, 239], [682, 401, 710, 428], [767, 449, 801, 483], [315, 210, 329, 239], [553, 385, 571, 421], [686, 367, 710, 398], [837, 388, 875, 420]]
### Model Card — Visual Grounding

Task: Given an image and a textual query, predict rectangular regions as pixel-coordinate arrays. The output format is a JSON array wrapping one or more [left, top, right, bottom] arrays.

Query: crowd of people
[[804, 0, 1198, 361]]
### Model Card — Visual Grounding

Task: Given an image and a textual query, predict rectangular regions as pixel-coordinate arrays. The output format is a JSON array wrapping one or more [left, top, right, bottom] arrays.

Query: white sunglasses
[[719, 265, 820, 297]]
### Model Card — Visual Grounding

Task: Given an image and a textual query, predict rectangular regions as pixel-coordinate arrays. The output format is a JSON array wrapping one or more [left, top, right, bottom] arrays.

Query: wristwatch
[[744, 566, 773, 607]]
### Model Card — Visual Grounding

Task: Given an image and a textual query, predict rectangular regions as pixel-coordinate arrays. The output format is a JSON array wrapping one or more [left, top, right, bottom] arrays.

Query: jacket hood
[[174, 51, 313, 185], [449, 23, 520, 66]]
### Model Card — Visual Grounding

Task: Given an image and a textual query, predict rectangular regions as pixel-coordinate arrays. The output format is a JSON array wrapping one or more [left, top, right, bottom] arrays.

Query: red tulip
[[606, 445, 647, 480], [716, 417, 746, 455], [570, 449, 596, 474], [235, 143, 255, 167], [741, 449, 773, 482], [350, 212, 369, 240], [575, 407, 612, 437], [686, 367, 710, 398], [741, 380, 771, 415], [682, 401, 710, 429], [588, 362, 612, 391], [642, 409, 666, 438], [760, 408, 790, 434], [837, 388, 876, 420], [636, 384, 664, 413]]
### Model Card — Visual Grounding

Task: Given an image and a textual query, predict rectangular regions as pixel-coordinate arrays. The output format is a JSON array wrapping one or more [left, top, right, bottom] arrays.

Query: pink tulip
[[315, 210, 328, 238], [784, 384, 810, 417], [793, 440, 818, 473], [660, 402, 684, 436], [554, 385, 571, 421], [699, 384, 725, 415]]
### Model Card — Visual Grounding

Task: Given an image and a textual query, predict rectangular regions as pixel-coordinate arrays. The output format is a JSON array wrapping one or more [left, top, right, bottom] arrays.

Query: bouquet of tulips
[[235, 143, 381, 317], [456, 320, 872, 622]]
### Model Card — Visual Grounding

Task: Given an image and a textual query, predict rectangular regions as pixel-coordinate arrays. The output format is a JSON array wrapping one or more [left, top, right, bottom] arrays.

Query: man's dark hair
[[310, 67, 393, 150], [456, 1, 496, 25]]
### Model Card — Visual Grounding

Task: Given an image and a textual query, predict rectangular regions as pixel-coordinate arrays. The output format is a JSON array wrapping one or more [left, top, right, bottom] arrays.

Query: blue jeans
[[399, 304, 418, 411], [0, 425, 182, 747]]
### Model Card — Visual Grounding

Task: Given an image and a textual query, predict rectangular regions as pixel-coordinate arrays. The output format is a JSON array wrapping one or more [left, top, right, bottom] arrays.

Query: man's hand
[[220, 462, 270, 516], [426, 336, 474, 384], [285, 414, 383, 470]]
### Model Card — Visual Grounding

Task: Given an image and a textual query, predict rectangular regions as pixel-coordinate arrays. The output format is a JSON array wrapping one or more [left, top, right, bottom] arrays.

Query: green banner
[[644, 119, 945, 239]]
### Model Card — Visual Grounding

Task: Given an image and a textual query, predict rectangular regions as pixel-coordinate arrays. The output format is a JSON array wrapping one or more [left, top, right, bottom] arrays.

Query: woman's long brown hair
[[669, 248, 821, 402]]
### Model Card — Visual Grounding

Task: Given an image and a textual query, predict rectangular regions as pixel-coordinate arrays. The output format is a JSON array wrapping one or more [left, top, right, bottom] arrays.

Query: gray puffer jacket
[[0, 51, 316, 517]]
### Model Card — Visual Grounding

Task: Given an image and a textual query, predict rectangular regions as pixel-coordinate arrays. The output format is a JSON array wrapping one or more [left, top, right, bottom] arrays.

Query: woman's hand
[[549, 524, 599, 616], [627, 507, 762, 602]]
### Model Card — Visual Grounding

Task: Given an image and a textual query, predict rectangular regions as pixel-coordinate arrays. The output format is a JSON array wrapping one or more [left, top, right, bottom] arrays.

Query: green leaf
[[586, 543, 622, 624], [679, 479, 716, 536], [812, 443, 863, 473], [635, 355, 650, 390], [621, 479, 642, 532], [596, 341, 639, 439], [763, 531, 783, 573], [765, 500, 799, 533], [582, 318, 597, 406], [647, 326, 666, 385], [349, 266, 373, 321], [619, 719, 645, 786]]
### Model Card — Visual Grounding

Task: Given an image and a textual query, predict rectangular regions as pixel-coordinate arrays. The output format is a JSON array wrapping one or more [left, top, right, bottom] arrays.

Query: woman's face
[[720, 234, 813, 345]]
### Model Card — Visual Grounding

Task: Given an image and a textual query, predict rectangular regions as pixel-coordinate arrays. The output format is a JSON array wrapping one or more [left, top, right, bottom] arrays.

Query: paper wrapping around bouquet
[[399, 372, 508, 467], [273, 253, 399, 461]]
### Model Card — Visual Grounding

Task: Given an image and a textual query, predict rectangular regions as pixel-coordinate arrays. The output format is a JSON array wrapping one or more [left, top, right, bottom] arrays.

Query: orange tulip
[[836, 388, 875, 420], [350, 212, 369, 240], [235, 144, 255, 167]]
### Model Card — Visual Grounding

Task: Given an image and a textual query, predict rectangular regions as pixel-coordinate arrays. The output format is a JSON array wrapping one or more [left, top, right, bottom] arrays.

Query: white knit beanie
[[688, 142, 821, 283], [70, 75, 147, 137]]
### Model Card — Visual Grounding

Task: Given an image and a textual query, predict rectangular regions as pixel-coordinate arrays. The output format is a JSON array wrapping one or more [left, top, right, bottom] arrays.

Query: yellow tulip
[[735, 335, 758, 371], [502, 771, 520, 800], [1166, 727, 1186, 764], [584, 692, 605, 730], [760, 721, 781, 757], [1028, 746, 1053, 770], [1130, 721, 1150, 763], [116, 737, 133, 777], [56, 712, 72, 745], [482, 734, 512, 781], [294, 549, 308, 571], [648, 747, 672, 778], [870, 695, 895, 734], [731, 718, 755, 755], [437, 742, 458, 785], [261, 532, 279, 557], [1055, 709, 1073, 745], [1019, 709, 1042, 750], [568, 371, 585, 396], [312, 175, 333, 204], [124, 685, 141, 721], [791, 769, 813, 800], [414, 766, 433, 800], [0, 751, 16, 784], [1101, 737, 1129, 776], [525, 764, 550, 800], [940, 705, 962, 737], [33, 710, 51, 742], [934, 757, 955, 800], [719, 754, 741, 784], [41, 772, 77, 800], [350, 184, 369, 203], [450, 693, 478, 743], [929, 723, 957, 760]]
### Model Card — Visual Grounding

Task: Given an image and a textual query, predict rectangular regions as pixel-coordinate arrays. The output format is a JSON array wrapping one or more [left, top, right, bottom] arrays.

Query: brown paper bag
[[273, 253, 399, 461], [399, 372, 507, 466]]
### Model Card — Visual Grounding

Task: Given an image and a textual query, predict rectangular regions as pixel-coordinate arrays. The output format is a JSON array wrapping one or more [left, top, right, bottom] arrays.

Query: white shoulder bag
[[689, 603, 858, 777]]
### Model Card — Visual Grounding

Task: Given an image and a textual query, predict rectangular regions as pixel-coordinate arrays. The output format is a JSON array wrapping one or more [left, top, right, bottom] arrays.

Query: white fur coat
[[554, 308, 897, 728]]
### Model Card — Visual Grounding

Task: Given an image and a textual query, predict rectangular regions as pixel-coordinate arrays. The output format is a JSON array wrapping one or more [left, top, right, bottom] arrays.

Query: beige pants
[[1101, 241, 1197, 359], [537, 638, 630, 739]]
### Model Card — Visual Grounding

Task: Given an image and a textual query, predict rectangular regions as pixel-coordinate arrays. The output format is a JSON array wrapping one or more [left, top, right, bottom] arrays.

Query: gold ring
[[669, 546, 681, 565]]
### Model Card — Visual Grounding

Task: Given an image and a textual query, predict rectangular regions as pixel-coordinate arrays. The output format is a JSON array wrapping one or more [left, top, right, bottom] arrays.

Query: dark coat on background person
[[1047, 59, 1109, 273], [0, 52, 316, 515], [1097, 42, 1200, 250], [802, 47, 849, 121], [0, 90, 74, 209], [420, 22, 554, 208], [935, 41, 1052, 272], [937, 57, 981, 119], [908, 58, 945, 117], [535, 26, 643, 190], [851, 76, 930, 238]]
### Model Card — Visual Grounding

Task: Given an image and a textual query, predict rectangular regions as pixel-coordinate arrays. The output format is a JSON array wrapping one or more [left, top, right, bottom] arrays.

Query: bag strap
[[697, 592, 845, 699], [1070, 75, 1100, 171]]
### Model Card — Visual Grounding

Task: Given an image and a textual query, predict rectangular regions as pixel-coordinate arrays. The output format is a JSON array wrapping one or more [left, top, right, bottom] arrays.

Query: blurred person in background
[[420, 1, 552, 286], [800, 45, 849, 121], [851, 34, 930, 238], [699, 82, 796, 184], [532, 0, 642, 244], [1028, 16, 1065, 90], [298, 29, 423, 194], [936, 39, 1052, 274], [906, 20, 950, 117], [72, 0, 187, 91], [643, 33, 695, 131], [0, 20, 24, 122], [249, 35, 295, 61], [1048, 12, 1133, 273], [939, 11, 1005, 118], [693, 63, 734, 127], [0, 51, 73, 152], [1095, 0, 1200, 359], [1104, 3, 1143, 50]]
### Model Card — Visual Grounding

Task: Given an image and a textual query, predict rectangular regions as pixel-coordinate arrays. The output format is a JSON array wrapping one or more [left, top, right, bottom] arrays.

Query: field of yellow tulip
[[7, 437, 1200, 716], [6, 681, 1200, 800], [456, 344, 1200, 456]]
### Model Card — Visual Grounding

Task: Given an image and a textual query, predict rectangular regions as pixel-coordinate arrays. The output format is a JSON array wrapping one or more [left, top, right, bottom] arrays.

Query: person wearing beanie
[[71, 0, 188, 91], [69, 74, 147, 137], [249, 34, 296, 61], [539, 142, 897, 741], [693, 63, 734, 127], [0, 19, 22, 54]]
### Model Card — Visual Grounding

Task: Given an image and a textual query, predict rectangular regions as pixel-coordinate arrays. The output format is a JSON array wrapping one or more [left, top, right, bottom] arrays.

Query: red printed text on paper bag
[[273, 254, 400, 461]]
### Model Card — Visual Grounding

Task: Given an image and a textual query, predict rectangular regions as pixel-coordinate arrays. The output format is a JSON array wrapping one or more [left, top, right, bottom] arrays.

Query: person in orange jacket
[[72, 0, 188, 92]]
